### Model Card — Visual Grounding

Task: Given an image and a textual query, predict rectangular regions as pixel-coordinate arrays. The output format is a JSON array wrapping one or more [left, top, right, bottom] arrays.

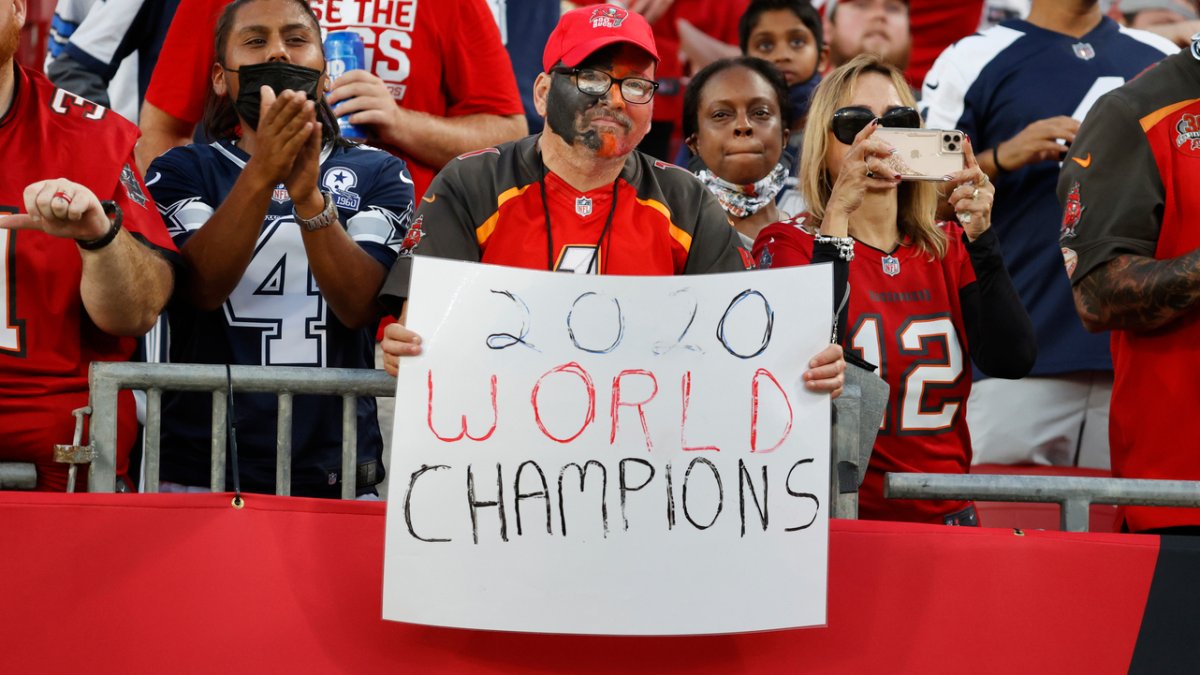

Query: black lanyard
[[538, 151, 620, 274]]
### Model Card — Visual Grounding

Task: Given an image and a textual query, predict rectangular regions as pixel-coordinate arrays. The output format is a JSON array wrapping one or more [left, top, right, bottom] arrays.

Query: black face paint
[[546, 70, 636, 156], [546, 71, 603, 151], [226, 61, 323, 130]]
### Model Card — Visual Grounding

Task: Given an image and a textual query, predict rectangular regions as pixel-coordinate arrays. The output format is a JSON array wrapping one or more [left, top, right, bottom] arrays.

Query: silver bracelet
[[814, 234, 855, 261]]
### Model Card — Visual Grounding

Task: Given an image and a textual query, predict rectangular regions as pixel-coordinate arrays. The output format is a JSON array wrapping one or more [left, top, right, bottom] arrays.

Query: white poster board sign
[[383, 257, 832, 635]]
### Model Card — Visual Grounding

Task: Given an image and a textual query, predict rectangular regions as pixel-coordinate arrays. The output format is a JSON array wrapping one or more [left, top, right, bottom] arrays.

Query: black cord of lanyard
[[226, 364, 243, 508], [538, 150, 620, 273]]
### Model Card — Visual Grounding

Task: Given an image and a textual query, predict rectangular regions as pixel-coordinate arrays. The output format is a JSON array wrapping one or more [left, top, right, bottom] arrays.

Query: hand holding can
[[325, 30, 368, 142]]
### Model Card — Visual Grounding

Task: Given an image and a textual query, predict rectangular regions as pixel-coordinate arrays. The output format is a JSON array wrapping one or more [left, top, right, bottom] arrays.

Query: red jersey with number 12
[[754, 215, 975, 524]]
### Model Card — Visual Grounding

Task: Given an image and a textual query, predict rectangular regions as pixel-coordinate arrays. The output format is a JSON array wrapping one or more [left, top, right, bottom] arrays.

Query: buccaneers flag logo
[[1061, 182, 1084, 241], [400, 216, 425, 256]]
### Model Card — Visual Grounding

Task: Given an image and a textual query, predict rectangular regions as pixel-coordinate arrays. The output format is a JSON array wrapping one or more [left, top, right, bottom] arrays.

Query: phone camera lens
[[948, 143, 958, 151], [943, 134, 952, 143]]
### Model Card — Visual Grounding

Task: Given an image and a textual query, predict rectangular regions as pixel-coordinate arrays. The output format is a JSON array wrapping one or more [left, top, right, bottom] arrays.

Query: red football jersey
[[0, 64, 176, 488], [478, 169, 690, 275], [755, 215, 976, 524]]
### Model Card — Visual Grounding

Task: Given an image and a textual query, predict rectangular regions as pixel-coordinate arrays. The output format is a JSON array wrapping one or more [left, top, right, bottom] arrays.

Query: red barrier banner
[[0, 493, 1159, 673]]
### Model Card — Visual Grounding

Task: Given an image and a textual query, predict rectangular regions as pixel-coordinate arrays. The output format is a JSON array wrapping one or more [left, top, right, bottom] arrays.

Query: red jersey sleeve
[[752, 219, 815, 268], [143, 0, 223, 124], [109, 149, 177, 254], [442, 0, 524, 118]]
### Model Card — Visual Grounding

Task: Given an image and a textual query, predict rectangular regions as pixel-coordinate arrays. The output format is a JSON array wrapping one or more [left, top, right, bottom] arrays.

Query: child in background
[[741, 0, 828, 128]]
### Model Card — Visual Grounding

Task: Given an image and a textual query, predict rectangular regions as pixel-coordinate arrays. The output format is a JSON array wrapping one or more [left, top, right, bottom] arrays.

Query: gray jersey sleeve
[[1058, 91, 1165, 284]]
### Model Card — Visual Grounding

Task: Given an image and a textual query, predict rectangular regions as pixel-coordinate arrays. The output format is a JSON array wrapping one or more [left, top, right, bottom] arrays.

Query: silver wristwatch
[[293, 191, 338, 231]]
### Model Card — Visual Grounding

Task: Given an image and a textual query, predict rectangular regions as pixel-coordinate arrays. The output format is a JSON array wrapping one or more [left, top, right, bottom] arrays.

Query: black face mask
[[226, 61, 323, 130]]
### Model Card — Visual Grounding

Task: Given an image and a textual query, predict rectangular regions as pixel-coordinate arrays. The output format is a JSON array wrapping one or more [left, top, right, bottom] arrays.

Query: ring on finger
[[971, 188, 980, 201], [866, 168, 875, 178], [52, 191, 72, 206], [959, 212, 973, 225]]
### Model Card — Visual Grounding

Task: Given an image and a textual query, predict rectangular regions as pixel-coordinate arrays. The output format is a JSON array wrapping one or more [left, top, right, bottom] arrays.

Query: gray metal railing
[[88, 362, 396, 498], [70, 363, 1200, 530], [76, 361, 1200, 529], [886, 472, 1200, 532], [0, 462, 37, 489], [85, 361, 868, 509]]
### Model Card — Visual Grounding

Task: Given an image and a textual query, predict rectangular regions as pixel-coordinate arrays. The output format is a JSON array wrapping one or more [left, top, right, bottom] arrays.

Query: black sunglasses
[[830, 106, 921, 145]]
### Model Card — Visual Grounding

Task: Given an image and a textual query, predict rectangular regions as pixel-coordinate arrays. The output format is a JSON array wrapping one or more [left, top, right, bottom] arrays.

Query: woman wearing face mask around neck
[[754, 54, 1036, 526], [684, 57, 795, 247], [144, 0, 416, 499]]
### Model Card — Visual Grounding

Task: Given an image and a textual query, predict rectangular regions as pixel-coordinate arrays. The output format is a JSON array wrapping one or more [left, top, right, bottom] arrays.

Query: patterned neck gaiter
[[698, 162, 789, 218]]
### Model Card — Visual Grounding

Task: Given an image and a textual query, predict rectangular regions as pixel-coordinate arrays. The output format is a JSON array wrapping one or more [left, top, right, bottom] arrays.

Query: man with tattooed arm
[[1059, 37, 1200, 535]]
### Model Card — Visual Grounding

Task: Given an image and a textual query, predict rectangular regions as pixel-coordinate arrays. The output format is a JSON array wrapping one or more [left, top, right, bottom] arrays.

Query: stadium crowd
[[2, 0, 1199, 534]]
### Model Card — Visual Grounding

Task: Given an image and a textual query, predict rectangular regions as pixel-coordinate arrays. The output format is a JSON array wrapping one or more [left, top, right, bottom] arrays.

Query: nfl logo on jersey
[[575, 196, 593, 217], [272, 184, 290, 203], [1072, 42, 1095, 60], [881, 255, 901, 277]]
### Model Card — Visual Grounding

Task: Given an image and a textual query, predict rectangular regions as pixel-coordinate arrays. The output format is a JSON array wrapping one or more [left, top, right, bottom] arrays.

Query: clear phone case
[[874, 128, 966, 181]]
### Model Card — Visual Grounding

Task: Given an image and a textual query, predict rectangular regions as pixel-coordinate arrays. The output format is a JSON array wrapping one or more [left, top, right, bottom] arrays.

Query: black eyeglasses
[[550, 67, 659, 105], [830, 106, 921, 145]]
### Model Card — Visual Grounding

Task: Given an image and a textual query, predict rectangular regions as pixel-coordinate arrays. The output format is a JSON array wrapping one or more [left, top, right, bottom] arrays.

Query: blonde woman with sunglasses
[[753, 54, 1036, 526]]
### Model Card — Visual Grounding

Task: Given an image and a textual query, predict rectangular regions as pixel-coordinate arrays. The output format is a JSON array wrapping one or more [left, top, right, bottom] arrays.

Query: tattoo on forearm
[[1075, 251, 1200, 332]]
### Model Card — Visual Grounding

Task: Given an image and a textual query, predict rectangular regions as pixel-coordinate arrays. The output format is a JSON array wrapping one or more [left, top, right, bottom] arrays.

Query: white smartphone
[[874, 128, 966, 181]]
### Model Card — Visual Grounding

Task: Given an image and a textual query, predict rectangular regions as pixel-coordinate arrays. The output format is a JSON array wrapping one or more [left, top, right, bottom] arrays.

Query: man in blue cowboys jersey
[[146, 0, 413, 497], [921, 0, 1174, 469]]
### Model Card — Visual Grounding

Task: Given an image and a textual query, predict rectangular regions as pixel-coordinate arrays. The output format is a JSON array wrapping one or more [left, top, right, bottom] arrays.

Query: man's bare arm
[[1074, 251, 1200, 332], [385, 109, 528, 169], [1, 179, 172, 336], [80, 231, 174, 336], [136, 101, 195, 173], [327, 70, 528, 170]]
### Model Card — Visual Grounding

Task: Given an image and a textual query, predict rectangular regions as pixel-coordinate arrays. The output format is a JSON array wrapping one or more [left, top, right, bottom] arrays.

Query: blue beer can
[[324, 30, 368, 141]]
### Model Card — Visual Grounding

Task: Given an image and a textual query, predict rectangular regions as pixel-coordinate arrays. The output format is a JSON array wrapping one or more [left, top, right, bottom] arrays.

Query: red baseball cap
[[542, 4, 659, 73]]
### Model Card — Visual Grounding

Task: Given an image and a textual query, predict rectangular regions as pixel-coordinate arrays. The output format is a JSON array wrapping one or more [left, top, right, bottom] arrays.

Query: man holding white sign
[[378, 4, 845, 394], [374, 4, 845, 636]]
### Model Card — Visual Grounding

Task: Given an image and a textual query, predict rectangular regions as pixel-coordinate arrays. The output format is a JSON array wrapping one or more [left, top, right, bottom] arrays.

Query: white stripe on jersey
[[921, 25, 1025, 130], [348, 205, 408, 249], [1115, 25, 1179, 57], [212, 141, 246, 168], [159, 197, 214, 236]]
